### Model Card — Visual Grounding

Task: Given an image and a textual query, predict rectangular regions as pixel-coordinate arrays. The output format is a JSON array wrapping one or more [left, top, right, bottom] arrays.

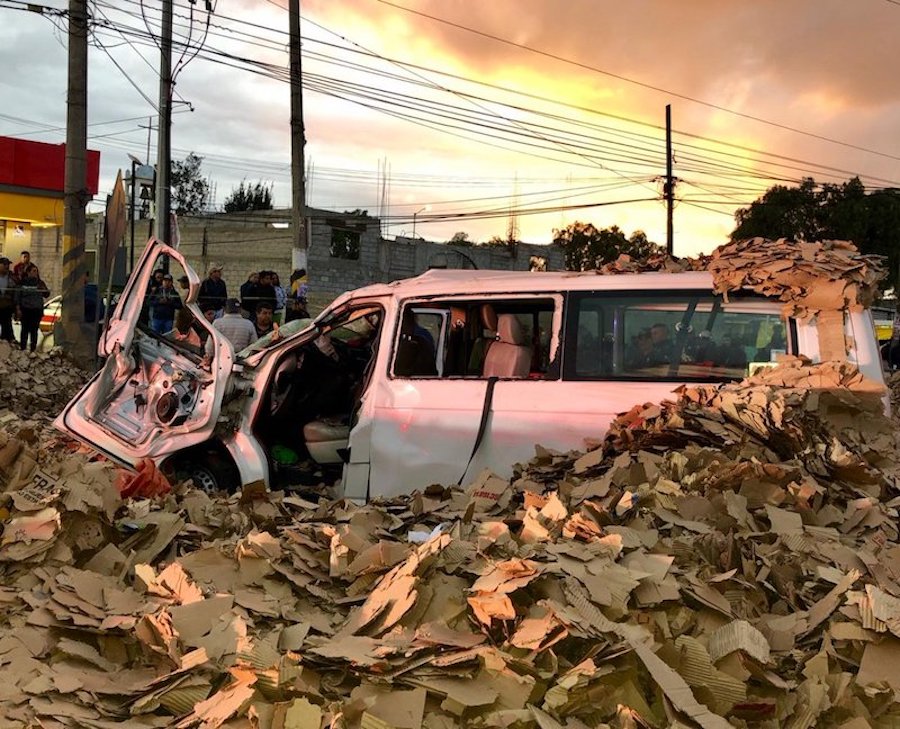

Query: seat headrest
[[496, 313, 526, 345], [480, 303, 498, 331]]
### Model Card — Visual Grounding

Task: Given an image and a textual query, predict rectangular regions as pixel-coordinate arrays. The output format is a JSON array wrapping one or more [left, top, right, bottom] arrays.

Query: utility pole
[[289, 0, 308, 273], [664, 104, 675, 256], [60, 0, 89, 358], [156, 0, 173, 246]]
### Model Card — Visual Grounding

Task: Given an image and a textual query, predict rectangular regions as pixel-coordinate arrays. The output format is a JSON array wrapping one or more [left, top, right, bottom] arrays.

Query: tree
[[170, 153, 210, 215], [552, 223, 660, 271], [447, 231, 472, 246], [223, 180, 273, 213], [731, 177, 900, 290]]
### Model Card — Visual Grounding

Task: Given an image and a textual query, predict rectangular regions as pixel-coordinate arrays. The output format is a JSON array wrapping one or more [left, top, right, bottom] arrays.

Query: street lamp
[[412, 205, 430, 239], [127, 154, 141, 272]]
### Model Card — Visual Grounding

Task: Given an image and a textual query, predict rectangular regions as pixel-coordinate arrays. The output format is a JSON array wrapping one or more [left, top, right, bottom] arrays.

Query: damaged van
[[57, 239, 886, 501]]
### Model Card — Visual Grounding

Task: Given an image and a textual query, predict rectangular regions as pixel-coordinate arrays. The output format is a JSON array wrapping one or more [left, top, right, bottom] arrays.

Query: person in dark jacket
[[247, 270, 277, 322], [149, 273, 182, 334], [239, 272, 258, 318], [0, 256, 17, 343], [15, 263, 49, 352], [198, 264, 227, 317]]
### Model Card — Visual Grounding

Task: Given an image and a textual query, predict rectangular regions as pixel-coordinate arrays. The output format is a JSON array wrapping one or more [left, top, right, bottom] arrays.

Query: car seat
[[482, 314, 531, 377], [303, 418, 350, 464]]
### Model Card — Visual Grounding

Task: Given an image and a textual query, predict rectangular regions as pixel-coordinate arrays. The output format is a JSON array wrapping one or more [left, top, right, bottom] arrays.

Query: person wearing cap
[[0, 256, 17, 343], [12, 250, 31, 280], [199, 263, 227, 318], [148, 273, 182, 334], [207, 297, 256, 355]]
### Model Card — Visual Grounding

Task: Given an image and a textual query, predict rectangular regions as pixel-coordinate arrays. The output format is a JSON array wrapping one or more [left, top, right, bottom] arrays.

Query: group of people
[[624, 322, 758, 372], [238, 268, 310, 326], [0, 251, 51, 352], [146, 261, 311, 356]]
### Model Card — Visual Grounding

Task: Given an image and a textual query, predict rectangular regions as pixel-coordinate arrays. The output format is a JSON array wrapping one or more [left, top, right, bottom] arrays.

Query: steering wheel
[[270, 353, 300, 416]]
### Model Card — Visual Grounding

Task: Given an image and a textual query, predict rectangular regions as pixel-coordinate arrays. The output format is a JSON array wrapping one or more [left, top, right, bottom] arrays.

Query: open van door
[[55, 239, 234, 467]]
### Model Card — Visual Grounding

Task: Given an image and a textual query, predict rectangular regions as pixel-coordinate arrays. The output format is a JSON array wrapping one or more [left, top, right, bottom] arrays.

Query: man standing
[[248, 271, 277, 322], [199, 264, 227, 317], [207, 298, 256, 354], [239, 272, 258, 318], [0, 257, 17, 343], [149, 273, 182, 334], [12, 251, 31, 280]]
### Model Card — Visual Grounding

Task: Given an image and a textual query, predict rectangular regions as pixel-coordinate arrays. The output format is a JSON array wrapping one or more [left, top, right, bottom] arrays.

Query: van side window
[[392, 299, 556, 379], [566, 293, 792, 381]]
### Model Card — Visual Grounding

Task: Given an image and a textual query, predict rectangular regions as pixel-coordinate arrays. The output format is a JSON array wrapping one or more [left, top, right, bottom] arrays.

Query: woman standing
[[15, 263, 50, 352], [272, 272, 287, 325]]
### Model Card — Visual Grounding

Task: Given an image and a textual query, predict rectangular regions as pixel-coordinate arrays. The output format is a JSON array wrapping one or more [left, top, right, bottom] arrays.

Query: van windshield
[[566, 292, 791, 381]]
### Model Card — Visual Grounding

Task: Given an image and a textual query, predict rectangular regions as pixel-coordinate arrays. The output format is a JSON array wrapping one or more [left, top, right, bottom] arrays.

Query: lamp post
[[127, 154, 141, 273], [412, 205, 430, 239]]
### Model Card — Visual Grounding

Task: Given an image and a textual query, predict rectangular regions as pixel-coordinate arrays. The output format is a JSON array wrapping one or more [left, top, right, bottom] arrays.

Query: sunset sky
[[2, 0, 899, 257]]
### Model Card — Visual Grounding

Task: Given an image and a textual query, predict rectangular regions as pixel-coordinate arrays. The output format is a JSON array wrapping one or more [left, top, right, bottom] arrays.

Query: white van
[[57, 239, 885, 500]]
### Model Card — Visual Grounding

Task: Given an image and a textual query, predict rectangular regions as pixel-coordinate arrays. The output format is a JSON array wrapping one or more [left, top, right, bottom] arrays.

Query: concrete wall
[[30, 208, 565, 304]]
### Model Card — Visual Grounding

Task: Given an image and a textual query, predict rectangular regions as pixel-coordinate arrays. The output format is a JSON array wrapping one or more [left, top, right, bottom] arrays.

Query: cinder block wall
[[33, 208, 565, 306]]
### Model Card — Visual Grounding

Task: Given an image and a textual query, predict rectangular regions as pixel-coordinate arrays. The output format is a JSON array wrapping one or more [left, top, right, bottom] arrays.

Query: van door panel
[[367, 377, 682, 498], [55, 239, 232, 465]]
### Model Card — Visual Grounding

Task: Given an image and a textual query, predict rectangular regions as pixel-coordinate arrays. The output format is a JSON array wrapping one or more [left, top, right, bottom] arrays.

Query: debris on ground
[[2, 357, 899, 728], [0, 342, 90, 422]]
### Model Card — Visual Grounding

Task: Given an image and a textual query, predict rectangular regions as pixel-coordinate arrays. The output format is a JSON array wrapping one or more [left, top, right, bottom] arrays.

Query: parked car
[[56, 239, 886, 500], [39, 295, 62, 334], [11, 295, 61, 349]]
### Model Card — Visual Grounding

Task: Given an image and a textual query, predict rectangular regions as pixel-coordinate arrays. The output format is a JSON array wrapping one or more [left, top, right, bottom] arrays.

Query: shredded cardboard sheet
[[598, 237, 885, 320], [1, 356, 900, 727]]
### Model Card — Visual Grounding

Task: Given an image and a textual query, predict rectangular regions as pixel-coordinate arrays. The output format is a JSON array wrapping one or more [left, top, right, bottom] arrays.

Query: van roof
[[338, 268, 717, 304]]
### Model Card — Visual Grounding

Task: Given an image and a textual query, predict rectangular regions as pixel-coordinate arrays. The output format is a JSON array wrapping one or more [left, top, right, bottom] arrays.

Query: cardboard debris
[[1, 353, 899, 728], [598, 237, 885, 320], [0, 342, 90, 420], [0, 238, 898, 727]]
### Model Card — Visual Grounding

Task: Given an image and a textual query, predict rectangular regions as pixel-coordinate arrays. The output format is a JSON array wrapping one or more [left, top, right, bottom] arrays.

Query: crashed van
[[57, 238, 886, 501]]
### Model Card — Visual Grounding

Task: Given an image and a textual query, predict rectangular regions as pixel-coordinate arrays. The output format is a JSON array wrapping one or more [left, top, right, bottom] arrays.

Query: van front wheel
[[175, 450, 240, 494]]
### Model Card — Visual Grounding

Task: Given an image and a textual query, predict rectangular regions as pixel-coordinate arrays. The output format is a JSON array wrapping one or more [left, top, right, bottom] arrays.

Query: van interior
[[252, 306, 383, 487], [394, 298, 557, 380]]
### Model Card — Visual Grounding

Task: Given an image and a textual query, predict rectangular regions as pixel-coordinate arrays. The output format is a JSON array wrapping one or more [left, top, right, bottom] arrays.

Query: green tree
[[553, 223, 659, 271], [170, 153, 210, 215], [223, 180, 273, 213], [731, 177, 900, 290]]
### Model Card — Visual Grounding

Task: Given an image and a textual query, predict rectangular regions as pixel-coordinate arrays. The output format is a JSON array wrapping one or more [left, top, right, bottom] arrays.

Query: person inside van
[[626, 330, 654, 370], [755, 326, 786, 362], [648, 323, 674, 365], [395, 308, 437, 377]]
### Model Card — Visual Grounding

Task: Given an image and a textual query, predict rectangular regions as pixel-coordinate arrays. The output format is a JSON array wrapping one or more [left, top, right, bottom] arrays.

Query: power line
[[92, 8, 900, 191], [377, 0, 900, 163]]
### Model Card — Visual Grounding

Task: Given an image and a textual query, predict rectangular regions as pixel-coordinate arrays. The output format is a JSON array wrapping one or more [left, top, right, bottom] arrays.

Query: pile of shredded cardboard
[[600, 238, 884, 319], [0, 342, 90, 422], [2, 358, 900, 728]]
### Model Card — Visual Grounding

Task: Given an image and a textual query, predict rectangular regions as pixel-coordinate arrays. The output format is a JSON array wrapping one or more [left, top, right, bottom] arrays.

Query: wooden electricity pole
[[289, 0, 308, 272], [60, 0, 89, 356], [156, 0, 173, 246], [664, 104, 675, 256]]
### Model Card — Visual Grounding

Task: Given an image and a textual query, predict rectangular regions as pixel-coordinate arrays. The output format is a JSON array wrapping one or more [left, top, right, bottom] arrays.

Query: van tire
[[172, 448, 240, 494]]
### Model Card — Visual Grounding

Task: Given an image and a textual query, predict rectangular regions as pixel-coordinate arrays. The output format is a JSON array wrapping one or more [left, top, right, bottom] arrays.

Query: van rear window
[[565, 292, 791, 381]]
